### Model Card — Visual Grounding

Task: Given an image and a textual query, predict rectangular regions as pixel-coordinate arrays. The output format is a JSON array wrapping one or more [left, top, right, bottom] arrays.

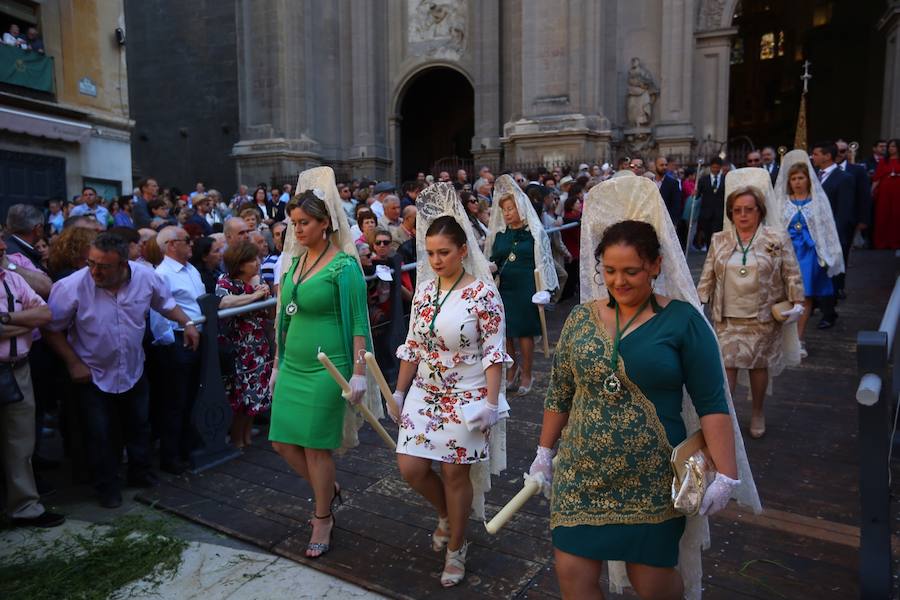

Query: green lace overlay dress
[[546, 299, 728, 567], [269, 252, 369, 450]]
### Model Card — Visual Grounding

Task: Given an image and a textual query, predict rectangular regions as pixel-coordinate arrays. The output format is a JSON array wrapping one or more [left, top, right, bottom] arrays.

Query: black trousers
[[154, 333, 200, 467], [79, 375, 151, 495]]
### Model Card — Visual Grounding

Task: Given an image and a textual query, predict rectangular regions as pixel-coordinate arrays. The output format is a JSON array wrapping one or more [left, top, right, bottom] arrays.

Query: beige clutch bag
[[670, 430, 717, 516], [771, 300, 794, 322]]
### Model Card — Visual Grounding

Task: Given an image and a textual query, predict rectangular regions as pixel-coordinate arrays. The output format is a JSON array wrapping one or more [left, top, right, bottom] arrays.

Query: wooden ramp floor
[[138, 249, 899, 599]]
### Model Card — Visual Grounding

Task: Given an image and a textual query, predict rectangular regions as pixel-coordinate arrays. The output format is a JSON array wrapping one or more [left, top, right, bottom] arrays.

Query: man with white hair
[[392, 205, 416, 252], [378, 194, 402, 239], [152, 226, 205, 475]]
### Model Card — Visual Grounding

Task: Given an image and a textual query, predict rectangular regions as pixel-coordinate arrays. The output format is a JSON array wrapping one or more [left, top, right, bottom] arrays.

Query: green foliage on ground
[[0, 515, 188, 600]]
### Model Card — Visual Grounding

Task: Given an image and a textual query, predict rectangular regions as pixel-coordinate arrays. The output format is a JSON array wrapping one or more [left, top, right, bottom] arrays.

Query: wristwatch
[[0, 312, 11, 325]]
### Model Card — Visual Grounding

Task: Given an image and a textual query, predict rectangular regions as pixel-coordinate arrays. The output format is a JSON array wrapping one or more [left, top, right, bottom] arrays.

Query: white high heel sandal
[[440, 541, 469, 587]]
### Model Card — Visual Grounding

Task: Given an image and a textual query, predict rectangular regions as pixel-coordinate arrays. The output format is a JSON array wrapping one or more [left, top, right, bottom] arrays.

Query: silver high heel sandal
[[432, 515, 450, 551], [505, 366, 520, 392], [440, 541, 469, 587]]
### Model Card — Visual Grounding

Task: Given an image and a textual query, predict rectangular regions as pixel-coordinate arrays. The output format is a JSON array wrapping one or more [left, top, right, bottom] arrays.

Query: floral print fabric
[[216, 276, 272, 416], [395, 278, 511, 464]]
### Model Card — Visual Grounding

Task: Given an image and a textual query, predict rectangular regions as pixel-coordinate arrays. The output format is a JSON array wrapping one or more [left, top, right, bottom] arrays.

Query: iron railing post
[[856, 329, 891, 599], [189, 293, 241, 472]]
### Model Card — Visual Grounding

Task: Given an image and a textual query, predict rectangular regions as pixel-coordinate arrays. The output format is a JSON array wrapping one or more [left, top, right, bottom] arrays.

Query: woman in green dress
[[269, 169, 381, 560], [529, 174, 759, 600], [486, 174, 559, 395]]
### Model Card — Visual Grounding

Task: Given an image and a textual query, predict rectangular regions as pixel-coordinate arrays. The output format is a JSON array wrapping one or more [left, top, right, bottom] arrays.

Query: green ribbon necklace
[[429, 270, 466, 332], [603, 296, 653, 396], [735, 228, 757, 277]]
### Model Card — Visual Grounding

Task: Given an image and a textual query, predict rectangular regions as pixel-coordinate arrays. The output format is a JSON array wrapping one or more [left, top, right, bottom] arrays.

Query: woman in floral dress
[[390, 211, 511, 588], [217, 241, 274, 448]]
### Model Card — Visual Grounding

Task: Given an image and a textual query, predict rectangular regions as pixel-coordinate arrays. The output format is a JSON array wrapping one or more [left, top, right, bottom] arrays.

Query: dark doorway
[[0, 150, 66, 222], [728, 0, 885, 155], [399, 67, 474, 181]]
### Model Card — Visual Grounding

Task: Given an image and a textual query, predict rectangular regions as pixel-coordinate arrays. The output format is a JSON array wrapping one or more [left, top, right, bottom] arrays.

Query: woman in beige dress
[[697, 183, 804, 438]]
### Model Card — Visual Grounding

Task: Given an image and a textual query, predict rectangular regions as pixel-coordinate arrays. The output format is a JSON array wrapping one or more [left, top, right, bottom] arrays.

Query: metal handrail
[[878, 275, 900, 354]]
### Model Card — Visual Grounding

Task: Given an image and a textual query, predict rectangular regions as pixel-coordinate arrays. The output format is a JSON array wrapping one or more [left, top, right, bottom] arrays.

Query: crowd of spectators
[[1, 136, 894, 528]]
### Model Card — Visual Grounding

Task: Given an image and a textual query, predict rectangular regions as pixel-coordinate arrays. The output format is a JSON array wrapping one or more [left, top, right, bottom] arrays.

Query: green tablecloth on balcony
[[0, 44, 54, 93]]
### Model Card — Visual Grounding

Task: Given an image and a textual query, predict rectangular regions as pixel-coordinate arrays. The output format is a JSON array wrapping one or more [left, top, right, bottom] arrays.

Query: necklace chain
[[429, 271, 466, 332]]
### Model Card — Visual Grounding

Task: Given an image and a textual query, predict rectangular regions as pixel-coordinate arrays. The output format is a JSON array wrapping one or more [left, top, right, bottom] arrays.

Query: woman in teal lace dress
[[529, 220, 741, 599]]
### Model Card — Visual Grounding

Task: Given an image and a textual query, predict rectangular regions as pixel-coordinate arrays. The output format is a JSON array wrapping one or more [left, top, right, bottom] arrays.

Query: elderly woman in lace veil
[[774, 150, 846, 348], [697, 168, 805, 439], [389, 183, 511, 588], [485, 174, 559, 395], [528, 173, 760, 600], [268, 167, 382, 560]]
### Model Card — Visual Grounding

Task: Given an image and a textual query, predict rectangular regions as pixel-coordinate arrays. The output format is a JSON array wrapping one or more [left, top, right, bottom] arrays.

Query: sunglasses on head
[[467, 198, 478, 204]]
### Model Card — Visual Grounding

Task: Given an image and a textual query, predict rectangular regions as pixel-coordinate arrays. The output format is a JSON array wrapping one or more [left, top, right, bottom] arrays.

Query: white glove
[[388, 389, 405, 424], [468, 401, 499, 432], [347, 374, 367, 405], [531, 290, 551, 305], [488, 262, 498, 274], [528, 446, 556, 499], [699, 472, 740, 516], [780, 303, 805, 324]]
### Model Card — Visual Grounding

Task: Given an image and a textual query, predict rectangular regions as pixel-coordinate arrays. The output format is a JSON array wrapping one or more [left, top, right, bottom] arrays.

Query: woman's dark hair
[[887, 138, 900, 157], [425, 215, 467, 248], [594, 220, 661, 266], [564, 185, 584, 213], [191, 236, 215, 267], [287, 190, 333, 233], [117, 195, 132, 211], [147, 198, 167, 212], [223, 241, 260, 278], [253, 187, 267, 202]]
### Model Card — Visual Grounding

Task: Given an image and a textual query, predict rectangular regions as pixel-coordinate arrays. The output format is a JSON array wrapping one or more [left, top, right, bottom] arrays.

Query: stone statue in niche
[[626, 57, 659, 128], [408, 0, 466, 58]]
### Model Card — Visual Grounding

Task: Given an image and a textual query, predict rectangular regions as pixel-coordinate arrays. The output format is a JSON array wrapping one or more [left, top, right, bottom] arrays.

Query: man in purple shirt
[[0, 238, 64, 528], [44, 233, 199, 508]]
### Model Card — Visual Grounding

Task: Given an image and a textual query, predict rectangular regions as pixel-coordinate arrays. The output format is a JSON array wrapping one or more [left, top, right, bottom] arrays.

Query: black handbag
[[0, 279, 24, 405]]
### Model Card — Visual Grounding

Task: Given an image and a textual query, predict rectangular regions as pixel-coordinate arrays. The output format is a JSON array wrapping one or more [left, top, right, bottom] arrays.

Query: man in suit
[[694, 157, 726, 251], [654, 156, 684, 245], [836, 139, 873, 255], [761, 146, 779, 186], [746, 149, 762, 168], [812, 141, 856, 328]]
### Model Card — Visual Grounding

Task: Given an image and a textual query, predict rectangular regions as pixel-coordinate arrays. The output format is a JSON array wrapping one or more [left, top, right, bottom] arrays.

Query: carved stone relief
[[407, 0, 467, 59], [697, 0, 726, 31], [625, 58, 658, 128]]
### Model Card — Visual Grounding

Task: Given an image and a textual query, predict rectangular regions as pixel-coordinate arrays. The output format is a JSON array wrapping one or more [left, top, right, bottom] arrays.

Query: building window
[[759, 32, 776, 60], [731, 38, 745, 65]]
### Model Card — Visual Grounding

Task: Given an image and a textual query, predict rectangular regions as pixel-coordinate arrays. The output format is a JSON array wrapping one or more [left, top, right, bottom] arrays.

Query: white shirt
[[819, 163, 838, 184], [369, 200, 385, 219], [154, 256, 204, 331]]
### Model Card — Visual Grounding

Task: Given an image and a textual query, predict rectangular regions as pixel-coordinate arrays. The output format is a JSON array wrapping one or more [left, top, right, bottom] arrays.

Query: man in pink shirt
[[0, 238, 63, 527], [44, 233, 199, 508]]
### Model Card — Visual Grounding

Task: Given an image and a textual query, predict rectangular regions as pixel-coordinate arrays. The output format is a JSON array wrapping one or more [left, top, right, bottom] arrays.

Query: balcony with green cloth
[[0, 43, 54, 93]]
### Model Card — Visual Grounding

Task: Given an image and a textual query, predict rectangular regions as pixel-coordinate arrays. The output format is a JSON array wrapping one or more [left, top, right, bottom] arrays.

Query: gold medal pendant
[[794, 221, 803, 231], [603, 372, 621, 396], [738, 266, 748, 277], [285, 301, 298, 316], [508, 252, 517, 262]]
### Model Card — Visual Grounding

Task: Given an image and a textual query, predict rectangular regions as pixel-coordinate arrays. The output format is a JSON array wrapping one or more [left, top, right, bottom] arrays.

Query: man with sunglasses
[[44, 233, 197, 508], [151, 226, 206, 475]]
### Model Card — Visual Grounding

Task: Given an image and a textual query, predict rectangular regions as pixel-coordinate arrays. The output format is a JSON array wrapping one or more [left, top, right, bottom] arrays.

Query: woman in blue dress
[[775, 151, 846, 354]]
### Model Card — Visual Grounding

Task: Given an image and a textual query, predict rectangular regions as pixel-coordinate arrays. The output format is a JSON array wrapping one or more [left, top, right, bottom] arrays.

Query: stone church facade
[[127, 0, 899, 189]]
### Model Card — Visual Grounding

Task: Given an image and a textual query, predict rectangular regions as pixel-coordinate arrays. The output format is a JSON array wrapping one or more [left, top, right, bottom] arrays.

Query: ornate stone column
[[691, 0, 738, 156], [231, 0, 322, 186], [879, 1, 900, 139], [348, 0, 391, 178], [655, 0, 697, 159], [502, 0, 611, 165], [471, 0, 502, 170]]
